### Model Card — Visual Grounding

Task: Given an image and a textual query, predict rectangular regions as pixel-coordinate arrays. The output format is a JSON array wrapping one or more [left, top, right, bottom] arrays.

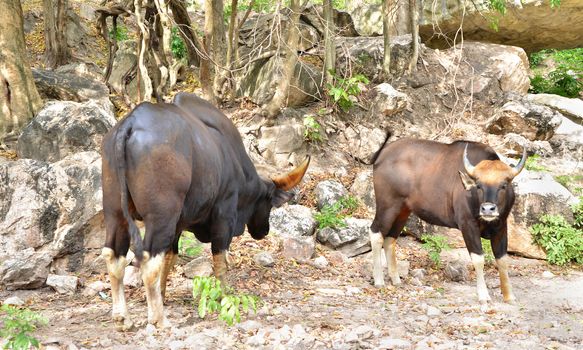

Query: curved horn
[[463, 144, 476, 178], [271, 156, 311, 191], [510, 146, 527, 177]]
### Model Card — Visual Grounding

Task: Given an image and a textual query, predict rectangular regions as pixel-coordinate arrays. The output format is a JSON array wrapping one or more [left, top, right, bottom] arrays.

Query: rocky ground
[[2, 234, 582, 350]]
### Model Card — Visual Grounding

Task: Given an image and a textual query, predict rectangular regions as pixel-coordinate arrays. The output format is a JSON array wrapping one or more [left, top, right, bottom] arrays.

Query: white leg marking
[[141, 252, 170, 328], [470, 253, 491, 306], [102, 248, 133, 331], [370, 231, 385, 288], [496, 255, 516, 303], [383, 237, 401, 286]]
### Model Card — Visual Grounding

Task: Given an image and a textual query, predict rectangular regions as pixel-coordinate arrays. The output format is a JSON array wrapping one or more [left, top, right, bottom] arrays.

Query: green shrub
[[109, 25, 128, 41], [0, 305, 47, 350], [529, 48, 583, 98], [326, 71, 369, 112], [179, 231, 203, 258], [481, 238, 495, 264], [554, 174, 583, 196], [314, 195, 359, 229], [303, 115, 323, 143], [525, 154, 548, 172], [420, 234, 451, 268], [192, 276, 260, 326], [531, 207, 583, 266], [171, 27, 187, 60]]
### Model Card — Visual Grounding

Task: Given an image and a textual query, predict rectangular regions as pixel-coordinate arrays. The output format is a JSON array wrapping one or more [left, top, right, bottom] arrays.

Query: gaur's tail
[[113, 119, 144, 263], [369, 131, 391, 165]]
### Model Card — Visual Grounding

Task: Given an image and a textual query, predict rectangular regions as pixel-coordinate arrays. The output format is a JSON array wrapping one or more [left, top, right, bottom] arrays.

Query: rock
[[314, 180, 348, 209], [0, 151, 104, 283], [411, 268, 426, 280], [444, 260, 470, 282], [487, 98, 563, 141], [502, 133, 554, 157], [526, 93, 583, 121], [123, 266, 142, 288], [0, 248, 52, 290], [510, 170, 579, 259], [317, 218, 372, 257], [335, 35, 413, 83], [342, 125, 387, 164], [349, 169, 375, 212], [281, 236, 316, 261], [426, 305, 442, 317], [182, 256, 213, 279], [107, 40, 141, 101], [378, 337, 412, 349], [301, 6, 359, 37], [82, 280, 108, 297], [542, 270, 555, 278], [254, 252, 275, 267], [269, 205, 316, 237], [17, 100, 116, 162], [46, 274, 78, 294], [237, 320, 263, 334], [313, 256, 329, 269], [3, 296, 25, 306], [257, 124, 305, 163], [371, 83, 409, 118], [397, 260, 410, 277], [418, 0, 583, 53], [31, 68, 110, 104]]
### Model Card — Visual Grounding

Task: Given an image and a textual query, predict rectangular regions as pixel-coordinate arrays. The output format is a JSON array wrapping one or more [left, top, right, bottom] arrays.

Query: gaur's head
[[247, 157, 310, 239], [459, 145, 526, 222]]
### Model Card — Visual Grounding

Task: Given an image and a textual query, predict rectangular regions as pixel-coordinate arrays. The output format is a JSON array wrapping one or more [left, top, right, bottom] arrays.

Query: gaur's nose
[[480, 202, 498, 216]]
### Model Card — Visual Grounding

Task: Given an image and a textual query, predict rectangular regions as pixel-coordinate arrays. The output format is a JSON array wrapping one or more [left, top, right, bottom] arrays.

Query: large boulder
[[418, 0, 583, 53], [257, 122, 306, 167], [269, 205, 317, 237], [316, 218, 372, 257], [0, 152, 104, 289], [314, 180, 348, 210], [32, 67, 109, 103], [300, 6, 359, 37], [349, 169, 375, 212], [16, 99, 115, 162], [341, 125, 387, 164]]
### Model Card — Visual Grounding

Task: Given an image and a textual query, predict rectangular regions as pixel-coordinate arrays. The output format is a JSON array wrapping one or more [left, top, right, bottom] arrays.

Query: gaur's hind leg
[[383, 207, 411, 286], [370, 203, 406, 288], [103, 213, 133, 331], [491, 227, 515, 303], [160, 235, 180, 301]]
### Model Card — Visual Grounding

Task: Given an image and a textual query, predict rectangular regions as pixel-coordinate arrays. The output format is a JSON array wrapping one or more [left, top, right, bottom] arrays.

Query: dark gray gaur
[[370, 138, 526, 306], [101, 92, 310, 329]]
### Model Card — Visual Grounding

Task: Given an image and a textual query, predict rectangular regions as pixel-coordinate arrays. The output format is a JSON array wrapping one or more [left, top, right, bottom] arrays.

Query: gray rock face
[[317, 218, 372, 257], [0, 152, 104, 289], [370, 83, 409, 118], [46, 274, 79, 294], [342, 125, 387, 164], [32, 68, 110, 104], [17, 100, 116, 162], [349, 169, 375, 212], [269, 205, 316, 237], [314, 180, 348, 210], [444, 260, 470, 282]]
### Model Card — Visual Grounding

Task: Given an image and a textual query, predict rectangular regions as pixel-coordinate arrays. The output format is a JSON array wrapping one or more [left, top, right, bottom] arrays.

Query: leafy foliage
[[109, 25, 128, 41], [0, 305, 47, 350], [420, 234, 451, 268], [326, 70, 369, 112], [314, 196, 359, 229], [554, 174, 583, 196], [525, 154, 548, 172], [192, 276, 260, 326], [481, 238, 495, 264], [303, 115, 323, 143], [529, 48, 583, 98], [179, 231, 203, 258], [171, 27, 187, 60]]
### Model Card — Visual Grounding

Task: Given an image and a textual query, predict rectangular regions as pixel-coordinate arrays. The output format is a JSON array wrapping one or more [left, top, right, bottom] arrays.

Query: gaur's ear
[[458, 171, 476, 191], [272, 189, 294, 208]]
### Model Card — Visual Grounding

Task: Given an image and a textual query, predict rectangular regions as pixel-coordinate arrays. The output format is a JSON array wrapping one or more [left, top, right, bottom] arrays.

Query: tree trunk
[[211, 0, 227, 102], [408, 0, 419, 73], [382, 0, 394, 79], [263, 0, 301, 118], [43, 0, 70, 69], [169, 0, 203, 67], [134, 0, 153, 103], [323, 0, 336, 85], [200, 0, 216, 104], [0, 0, 43, 139]]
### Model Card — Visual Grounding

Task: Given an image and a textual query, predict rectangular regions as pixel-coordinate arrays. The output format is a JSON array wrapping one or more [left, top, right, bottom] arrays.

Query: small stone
[[254, 251, 275, 267], [444, 260, 470, 282], [3, 296, 25, 306], [397, 260, 410, 277], [542, 270, 555, 278], [313, 256, 329, 269], [237, 320, 263, 334], [46, 274, 78, 295], [182, 256, 213, 279], [411, 268, 426, 280], [426, 306, 442, 317], [410, 277, 423, 286], [282, 236, 315, 261], [145, 324, 157, 336], [378, 338, 412, 349], [123, 265, 142, 288]]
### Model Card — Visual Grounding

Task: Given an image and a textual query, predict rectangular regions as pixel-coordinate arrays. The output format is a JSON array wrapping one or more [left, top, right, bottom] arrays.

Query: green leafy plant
[[171, 27, 187, 60], [326, 70, 369, 112], [529, 48, 583, 97], [420, 234, 451, 268], [0, 305, 47, 350], [554, 174, 583, 196], [109, 25, 128, 41], [481, 238, 495, 264], [525, 154, 548, 172], [314, 195, 359, 229], [192, 276, 260, 326], [179, 231, 203, 258], [303, 115, 323, 143]]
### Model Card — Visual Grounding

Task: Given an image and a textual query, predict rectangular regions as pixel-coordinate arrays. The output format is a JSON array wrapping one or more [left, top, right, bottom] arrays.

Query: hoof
[[113, 315, 134, 332], [479, 301, 490, 313], [503, 295, 517, 304], [390, 277, 402, 286], [373, 281, 385, 288], [150, 316, 172, 329]]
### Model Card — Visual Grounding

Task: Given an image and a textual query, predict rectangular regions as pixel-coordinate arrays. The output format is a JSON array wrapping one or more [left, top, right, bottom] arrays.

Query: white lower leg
[[370, 231, 385, 287], [102, 248, 130, 325], [496, 255, 515, 303], [470, 253, 491, 304], [141, 252, 170, 328], [383, 237, 401, 285]]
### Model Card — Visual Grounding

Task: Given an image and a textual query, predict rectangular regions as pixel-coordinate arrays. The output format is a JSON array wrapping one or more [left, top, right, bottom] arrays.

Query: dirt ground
[[2, 235, 583, 350]]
